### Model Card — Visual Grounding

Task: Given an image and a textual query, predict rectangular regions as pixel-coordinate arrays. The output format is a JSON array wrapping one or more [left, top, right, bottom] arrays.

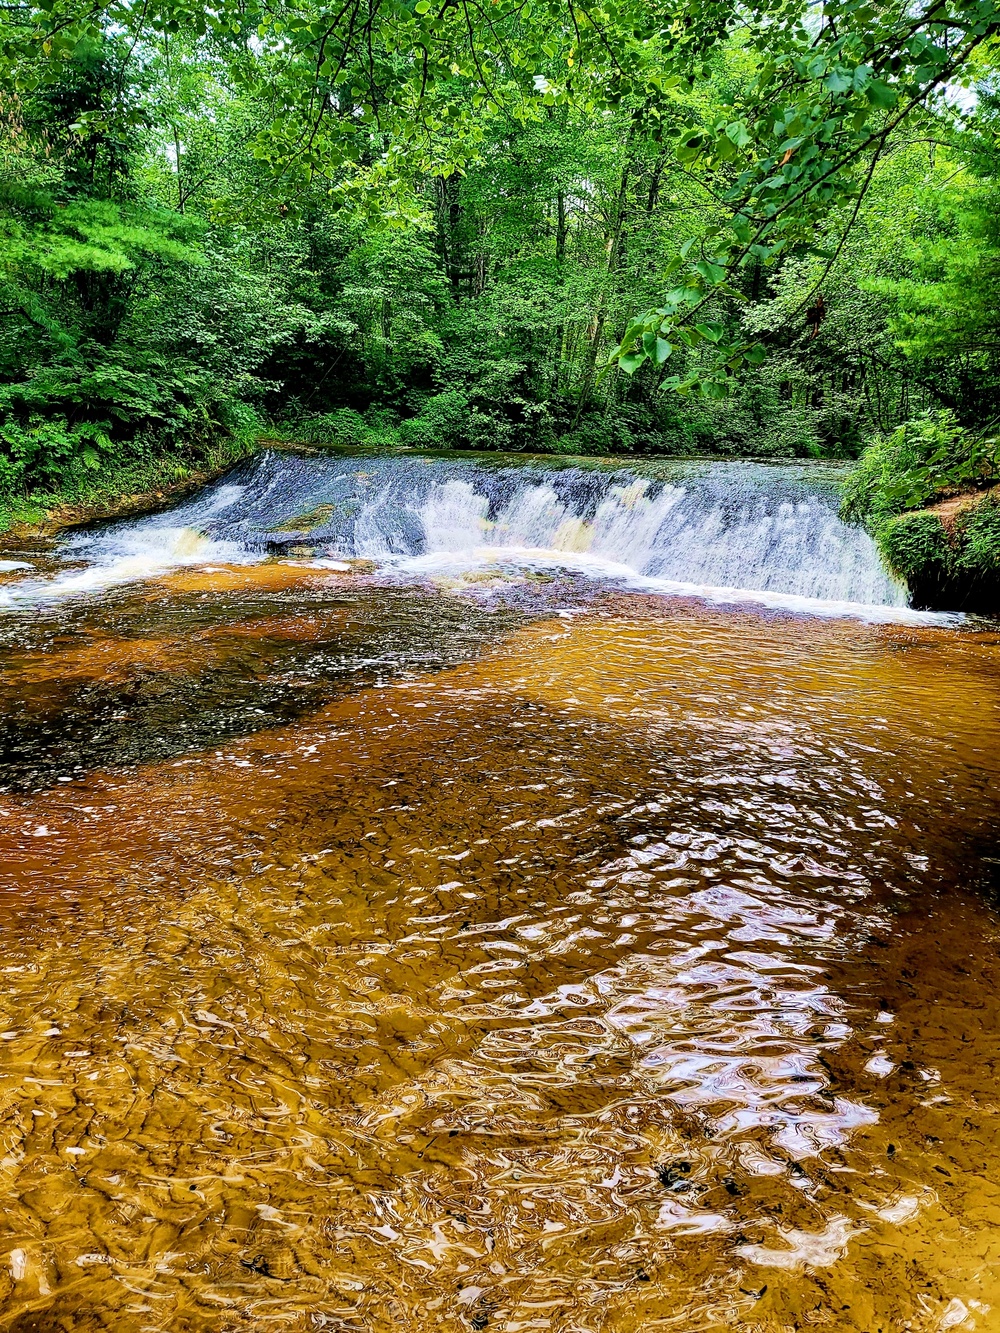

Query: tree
[[2, 0, 1000, 489]]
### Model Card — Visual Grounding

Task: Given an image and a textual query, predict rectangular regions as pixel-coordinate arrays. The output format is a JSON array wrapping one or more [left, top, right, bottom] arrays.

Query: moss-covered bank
[[842, 413, 1000, 613], [876, 490, 1000, 612], [0, 433, 261, 544]]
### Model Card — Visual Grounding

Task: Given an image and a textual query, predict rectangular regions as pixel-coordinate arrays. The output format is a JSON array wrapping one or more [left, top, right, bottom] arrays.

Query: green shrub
[[288, 408, 400, 447], [840, 410, 983, 526], [954, 496, 1000, 576], [843, 412, 1000, 599], [397, 391, 471, 448], [0, 416, 115, 489], [876, 511, 951, 582]]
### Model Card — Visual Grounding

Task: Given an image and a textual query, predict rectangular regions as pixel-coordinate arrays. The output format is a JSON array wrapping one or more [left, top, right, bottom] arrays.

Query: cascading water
[[0, 450, 928, 619]]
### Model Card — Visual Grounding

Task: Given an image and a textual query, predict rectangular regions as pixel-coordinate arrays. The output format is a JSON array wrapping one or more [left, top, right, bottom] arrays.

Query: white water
[[391, 476, 907, 608], [0, 485, 251, 610], [0, 452, 952, 623]]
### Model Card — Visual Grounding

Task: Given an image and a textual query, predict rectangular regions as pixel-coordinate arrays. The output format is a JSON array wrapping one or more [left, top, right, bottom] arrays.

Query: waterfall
[[0, 450, 936, 620]]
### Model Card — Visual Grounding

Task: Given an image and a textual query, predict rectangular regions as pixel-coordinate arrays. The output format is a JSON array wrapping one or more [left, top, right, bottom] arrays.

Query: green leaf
[[865, 80, 897, 109], [824, 70, 853, 94], [641, 331, 673, 365], [715, 134, 737, 161], [619, 351, 647, 375], [695, 259, 726, 284], [675, 131, 705, 164]]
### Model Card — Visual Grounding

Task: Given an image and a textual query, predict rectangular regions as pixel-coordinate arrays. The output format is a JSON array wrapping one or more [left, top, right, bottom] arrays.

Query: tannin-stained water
[[0, 459, 999, 1331]]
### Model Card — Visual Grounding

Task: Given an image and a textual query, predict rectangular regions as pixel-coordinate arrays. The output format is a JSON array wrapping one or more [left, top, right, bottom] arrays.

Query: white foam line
[[384, 546, 960, 626], [633, 574, 959, 625], [0, 535, 958, 628]]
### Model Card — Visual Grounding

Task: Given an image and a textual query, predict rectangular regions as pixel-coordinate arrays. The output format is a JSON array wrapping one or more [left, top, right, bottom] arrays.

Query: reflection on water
[[0, 564, 997, 1330]]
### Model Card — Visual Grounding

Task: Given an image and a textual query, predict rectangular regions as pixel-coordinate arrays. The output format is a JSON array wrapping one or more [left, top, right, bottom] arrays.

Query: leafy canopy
[[2, 0, 998, 396]]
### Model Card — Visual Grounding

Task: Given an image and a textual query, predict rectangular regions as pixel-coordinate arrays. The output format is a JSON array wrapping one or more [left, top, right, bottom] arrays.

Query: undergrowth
[[841, 411, 1000, 600], [0, 407, 262, 534]]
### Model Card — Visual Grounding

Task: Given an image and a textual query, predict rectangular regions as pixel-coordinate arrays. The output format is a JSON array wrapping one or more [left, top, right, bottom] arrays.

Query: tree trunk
[[570, 161, 630, 429]]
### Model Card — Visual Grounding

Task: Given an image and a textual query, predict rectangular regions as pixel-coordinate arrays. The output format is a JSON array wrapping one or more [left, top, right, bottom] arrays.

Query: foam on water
[[0, 526, 250, 609], [389, 547, 950, 625], [0, 451, 951, 622]]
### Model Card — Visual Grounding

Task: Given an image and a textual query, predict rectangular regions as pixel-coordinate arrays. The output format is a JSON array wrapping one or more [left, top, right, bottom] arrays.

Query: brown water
[[0, 558, 999, 1332]]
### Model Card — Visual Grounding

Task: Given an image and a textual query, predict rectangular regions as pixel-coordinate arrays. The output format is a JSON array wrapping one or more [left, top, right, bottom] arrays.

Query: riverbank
[[0, 434, 262, 545], [872, 485, 1000, 613]]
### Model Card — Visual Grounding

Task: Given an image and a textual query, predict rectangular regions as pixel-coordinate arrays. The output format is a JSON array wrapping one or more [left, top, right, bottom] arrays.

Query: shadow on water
[[0, 579, 528, 792]]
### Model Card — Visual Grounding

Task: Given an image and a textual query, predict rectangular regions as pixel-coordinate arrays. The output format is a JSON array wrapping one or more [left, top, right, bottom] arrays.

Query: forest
[[0, 0, 998, 501]]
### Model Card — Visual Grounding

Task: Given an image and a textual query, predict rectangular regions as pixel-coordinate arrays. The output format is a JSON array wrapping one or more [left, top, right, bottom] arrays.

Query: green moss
[[875, 511, 950, 583], [270, 503, 337, 533], [954, 496, 1000, 575]]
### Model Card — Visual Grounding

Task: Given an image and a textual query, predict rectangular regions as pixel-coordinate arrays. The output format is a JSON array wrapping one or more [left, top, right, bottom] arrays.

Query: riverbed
[[0, 452, 997, 1331]]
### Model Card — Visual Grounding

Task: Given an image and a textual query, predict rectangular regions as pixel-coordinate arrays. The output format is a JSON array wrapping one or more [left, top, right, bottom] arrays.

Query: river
[[0, 449, 997, 1332]]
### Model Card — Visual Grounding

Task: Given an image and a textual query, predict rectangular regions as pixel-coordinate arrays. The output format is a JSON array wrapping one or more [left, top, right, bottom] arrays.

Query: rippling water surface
[[0, 468, 999, 1331]]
